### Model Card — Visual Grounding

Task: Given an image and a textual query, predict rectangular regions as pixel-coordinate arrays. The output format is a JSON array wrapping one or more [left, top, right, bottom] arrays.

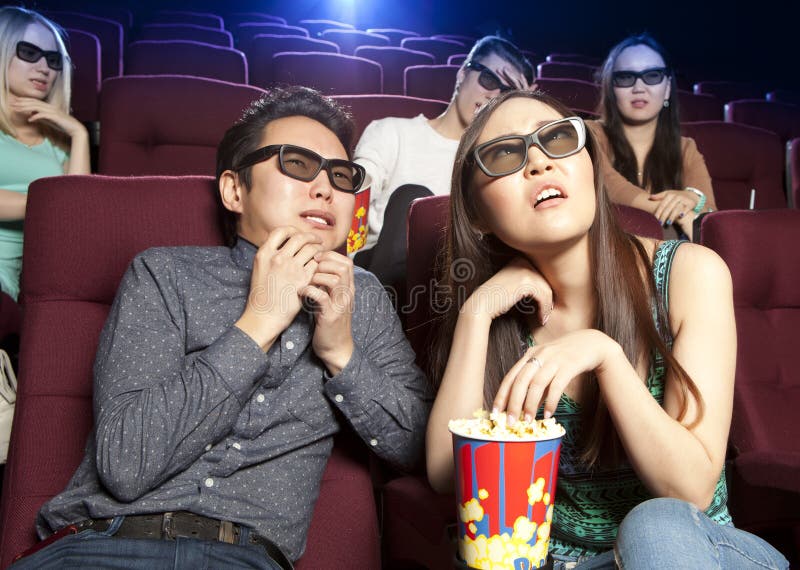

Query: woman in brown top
[[591, 33, 716, 240]]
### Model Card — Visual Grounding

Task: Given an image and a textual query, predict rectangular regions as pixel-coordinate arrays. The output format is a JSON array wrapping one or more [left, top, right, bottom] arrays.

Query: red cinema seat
[[98, 75, 265, 176], [535, 77, 600, 115], [271, 52, 382, 95], [355, 46, 435, 95], [332, 94, 447, 141], [235, 22, 309, 47], [319, 29, 389, 55], [401, 37, 466, 64], [0, 174, 381, 570], [789, 138, 800, 209], [138, 23, 233, 48], [404, 64, 458, 101], [43, 11, 123, 79], [148, 10, 224, 29], [681, 121, 786, 210], [725, 99, 800, 145], [698, 209, 800, 564], [537, 61, 597, 83], [677, 90, 723, 122], [246, 35, 339, 89], [65, 28, 101, 123], [693, 80, 764, 103], [125, 40, 248, 84], [366, 28, 420, 46]]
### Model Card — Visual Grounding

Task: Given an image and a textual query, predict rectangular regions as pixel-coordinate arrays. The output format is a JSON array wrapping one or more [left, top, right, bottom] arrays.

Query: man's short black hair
[[215, 86, 357, 246]]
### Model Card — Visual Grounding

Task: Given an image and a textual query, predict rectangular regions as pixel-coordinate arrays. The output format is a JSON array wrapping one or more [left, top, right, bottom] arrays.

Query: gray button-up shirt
[[37, 239, 432, 561]]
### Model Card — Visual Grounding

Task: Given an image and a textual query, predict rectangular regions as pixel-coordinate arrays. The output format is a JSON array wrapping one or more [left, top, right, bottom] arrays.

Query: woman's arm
[[599, 244, 734, 508], [426, 258, 553, 492], [0, 189, 27, 220], [681, 137, 717, 211]]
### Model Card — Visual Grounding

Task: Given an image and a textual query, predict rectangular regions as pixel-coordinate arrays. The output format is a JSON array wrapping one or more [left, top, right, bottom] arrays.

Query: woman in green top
[[0, 7, 90, 299], [425, 90, 788, 568]]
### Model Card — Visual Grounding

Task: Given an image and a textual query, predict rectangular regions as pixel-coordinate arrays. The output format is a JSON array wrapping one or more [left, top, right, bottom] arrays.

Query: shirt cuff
[[199, 327, 272, 402]]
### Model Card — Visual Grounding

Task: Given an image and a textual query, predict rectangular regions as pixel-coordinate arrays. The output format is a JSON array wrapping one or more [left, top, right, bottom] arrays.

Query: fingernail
[[524, 413, 533, 423], [491, 406, 498, 415], [507, 414, 516, 425], [541, 312, 550, 325], [678, 212, 685, 219], [666, 219, 672, 226], [543, 410, 552, 419]]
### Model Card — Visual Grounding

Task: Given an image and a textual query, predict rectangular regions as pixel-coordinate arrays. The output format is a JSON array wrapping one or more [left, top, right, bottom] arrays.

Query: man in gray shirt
[[12, 87, 432, 569]]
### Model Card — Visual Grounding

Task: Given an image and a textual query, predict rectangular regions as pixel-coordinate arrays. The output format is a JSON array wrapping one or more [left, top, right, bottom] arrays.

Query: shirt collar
[[231, 236, 258, 271]]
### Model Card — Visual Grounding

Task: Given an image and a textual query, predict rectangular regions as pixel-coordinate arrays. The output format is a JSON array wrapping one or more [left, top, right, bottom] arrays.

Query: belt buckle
[[161, 512, 175, 540]]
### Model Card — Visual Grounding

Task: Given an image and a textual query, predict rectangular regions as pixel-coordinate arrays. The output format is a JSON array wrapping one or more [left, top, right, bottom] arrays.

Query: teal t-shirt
[[0, 131, 68, 300]]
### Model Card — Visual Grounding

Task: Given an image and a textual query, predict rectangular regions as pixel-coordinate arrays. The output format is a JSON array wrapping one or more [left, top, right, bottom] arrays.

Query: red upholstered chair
[[271, 52, 382, 95], [125, 40, 248, 84], [404, 64, 458, 101], [235, 22, 309, 46], [401, 37, 466, 64], [693, 81, 764, 103], [447, 54, 468, 66], [537, 61, 597, 83], [677, 90, 723, 122], [138, 23, 233, 48], [319, 29, 389, 55], [724, 99, 800, 145], [0, 291, 21, 347], [535, 77, 600, 115], [332, 94, 447, 141], [65, 28, 101, 123], [298, 19, 353, 38], [354, 46, 434, 95], [246, 36, 339, 88], [98, 75, 265, 175], [789, 138, 800, 209], [432, 34, 477, 45], [366, 28, 419, 46], [681, 121, 786, 210], [698, 209, 800, 563], [225, 12, 287, 29], [767, 90, 800, 106], [0, 175, 381, 570], [148, 10, 224, 29], [43, 11, 123, 79], [545, 53, 603, 66]]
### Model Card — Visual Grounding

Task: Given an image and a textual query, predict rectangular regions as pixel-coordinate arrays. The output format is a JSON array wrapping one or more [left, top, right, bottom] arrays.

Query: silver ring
[[526, 356, 543, 369]]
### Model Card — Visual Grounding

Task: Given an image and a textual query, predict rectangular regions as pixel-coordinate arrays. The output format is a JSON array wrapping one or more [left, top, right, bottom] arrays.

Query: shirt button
[[285, 341, 295, 350], [232, 442, 242, 450], [204, 478, 214, 487], [204, 444, 212, 451], [334, 394, 344, 403], [369, 438, 378, 447], [256, 394, 265, 403]]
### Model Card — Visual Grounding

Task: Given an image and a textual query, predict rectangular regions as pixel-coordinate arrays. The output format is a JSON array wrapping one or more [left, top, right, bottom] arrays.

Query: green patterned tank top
[[538, 240, 732, 558]]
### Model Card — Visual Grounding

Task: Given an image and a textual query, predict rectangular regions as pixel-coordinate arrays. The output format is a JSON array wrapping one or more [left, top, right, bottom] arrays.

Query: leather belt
[[74, 511, 293, 569]]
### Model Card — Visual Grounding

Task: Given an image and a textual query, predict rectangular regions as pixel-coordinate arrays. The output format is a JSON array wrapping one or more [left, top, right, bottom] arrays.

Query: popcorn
[[449, 409, 565, 441]]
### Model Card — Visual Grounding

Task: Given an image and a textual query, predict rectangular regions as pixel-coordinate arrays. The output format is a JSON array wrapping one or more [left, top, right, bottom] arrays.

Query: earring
[[663, 100, 670, 108]]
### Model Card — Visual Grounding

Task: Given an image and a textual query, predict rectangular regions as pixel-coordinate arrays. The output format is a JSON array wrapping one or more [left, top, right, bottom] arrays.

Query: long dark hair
[[431, 90, 703, 467], [597, 33, 682, 194]]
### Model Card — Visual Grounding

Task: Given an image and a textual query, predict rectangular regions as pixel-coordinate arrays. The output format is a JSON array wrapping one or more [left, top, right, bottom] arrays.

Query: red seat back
[[298, 19, 353, 38], [681, 121, 786, 210], [319, 29, 389, 55], [401, 37, 466, 64], [365, 28, 420, 46], [65, 28, 101, 123], [725, 99, 800, 145], [271, 52, 383, 95], [537, 61, 597, 83], [535, 77, 600, 115], [332, 94, 447, 141], [354, 47, 435, 95], [404, 64, 458, 101], [790, 138, 800, 209], [677, 90, 723, 122], [44, 11, 123, 79], [148, 10, 224, 29], [125, 40, 248, 84], [0, 175, 380, 569], [245, 35, 339, 89], [693, 80, 764, 103], [138, 24, 233, 48], [98, 75, 265, 176]]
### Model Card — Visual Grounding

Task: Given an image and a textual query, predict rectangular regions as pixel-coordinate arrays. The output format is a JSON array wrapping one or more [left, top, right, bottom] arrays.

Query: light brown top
[[587, 120, 717, 211]]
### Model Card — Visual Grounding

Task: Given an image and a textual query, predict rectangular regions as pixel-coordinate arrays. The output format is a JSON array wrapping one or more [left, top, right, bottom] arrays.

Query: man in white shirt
[[354, 36, 534, 292]]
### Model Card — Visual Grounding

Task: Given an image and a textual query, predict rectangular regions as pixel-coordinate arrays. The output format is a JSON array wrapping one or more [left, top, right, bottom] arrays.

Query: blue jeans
[[9, 516, 286, 569], [551, 498, 789, 570]]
